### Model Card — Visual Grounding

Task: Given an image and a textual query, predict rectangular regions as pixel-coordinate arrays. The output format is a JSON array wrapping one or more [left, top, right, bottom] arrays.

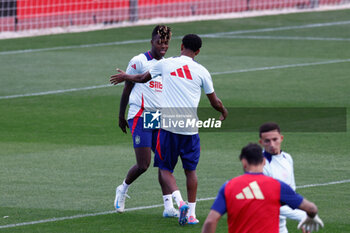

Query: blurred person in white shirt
[[259, 122, 307, 233]]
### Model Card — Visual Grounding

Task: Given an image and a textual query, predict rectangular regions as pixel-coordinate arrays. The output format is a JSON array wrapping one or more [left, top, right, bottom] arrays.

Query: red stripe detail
[[156, 130, 163, 160], [147, 51, 153, 59], [131, 95, 144, 135], [183, 65, 192, 80], [170, 71, 176, 76], [176, 68, 184, 78]]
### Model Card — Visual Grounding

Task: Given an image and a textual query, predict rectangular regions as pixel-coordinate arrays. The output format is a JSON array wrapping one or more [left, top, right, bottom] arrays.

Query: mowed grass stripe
[[1, 58, 350, 100], [1, 179, 349, 229], [1, 20, 350, 55]]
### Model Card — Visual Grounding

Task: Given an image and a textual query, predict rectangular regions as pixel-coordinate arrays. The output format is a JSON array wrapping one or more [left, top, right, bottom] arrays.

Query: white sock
[[172, 190, 183, 207], [163, 194, 173, 210], [121, 180, 129, 193], [188, 202, 196, 217]]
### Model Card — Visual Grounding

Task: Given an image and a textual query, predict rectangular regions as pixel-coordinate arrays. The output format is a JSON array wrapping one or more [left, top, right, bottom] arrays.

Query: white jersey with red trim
[[149, 55, 214, 135], [126, 51, 163, 120]]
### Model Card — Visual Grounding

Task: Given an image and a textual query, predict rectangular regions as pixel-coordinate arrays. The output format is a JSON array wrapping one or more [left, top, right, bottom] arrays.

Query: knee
[[185, 169, 197, 178], [136, 163, 149, 173]]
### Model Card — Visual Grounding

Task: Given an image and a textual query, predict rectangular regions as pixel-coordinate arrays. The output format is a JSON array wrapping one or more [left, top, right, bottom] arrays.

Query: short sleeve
[[126, 56, 142, 75], [279, 180, 304, 209], [201, 68, 214, 94], [280, 205, 307, 221], [149, 60, 163, 79], [286, 153, 296, 190], [210, 182, 228, 215]]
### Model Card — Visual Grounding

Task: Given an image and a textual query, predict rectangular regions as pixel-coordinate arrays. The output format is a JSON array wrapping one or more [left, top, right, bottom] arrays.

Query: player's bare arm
[[110, 69, 152, 85], [118, 80, 135, 134], [201, 210, 221, 233], [298, 198, 318, 218], [206, 92, 228, 121], [297, 198, 324, 232]]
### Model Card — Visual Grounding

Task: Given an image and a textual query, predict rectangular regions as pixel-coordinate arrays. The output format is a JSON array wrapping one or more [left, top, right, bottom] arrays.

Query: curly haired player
[[113, 25, 179, 218], [110, 34, 228, 225]]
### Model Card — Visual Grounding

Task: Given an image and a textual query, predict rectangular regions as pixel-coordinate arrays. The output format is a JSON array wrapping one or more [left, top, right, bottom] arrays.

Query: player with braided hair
[[111, 33, 228, 225], [113, 25, 179, 218], [156, 25, 172, 42]]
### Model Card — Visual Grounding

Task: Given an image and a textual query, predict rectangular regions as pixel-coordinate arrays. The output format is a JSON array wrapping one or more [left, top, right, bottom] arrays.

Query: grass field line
[[201, 20, 350, 37], [0, 179, 349, 229], [0, 39, 150, 55], [0, 84, 112, 100], [208, 35, 350, 41], [210, 58, 350, 75], [1, 58, 350, 100], [1, 20, 350, 56]]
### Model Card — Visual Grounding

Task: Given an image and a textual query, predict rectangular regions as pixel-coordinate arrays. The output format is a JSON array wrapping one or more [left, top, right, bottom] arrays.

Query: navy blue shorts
[[128, 117, 158, 151], [154, 129, 200, 173]]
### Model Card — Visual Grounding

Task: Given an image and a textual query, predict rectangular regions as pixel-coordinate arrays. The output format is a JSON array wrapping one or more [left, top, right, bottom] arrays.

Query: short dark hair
[[152, 25, 172, 42], [239, 143, 264, 165], [182, 34, 202, 52], [259, 122, 281, 138]]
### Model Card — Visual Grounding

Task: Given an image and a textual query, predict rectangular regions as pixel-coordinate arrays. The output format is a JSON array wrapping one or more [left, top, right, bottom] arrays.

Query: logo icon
[[170, 65, 192, 80], [131, 64, 136, 69], [235, 181, 265, 200], [149, 80, 163, 92], [143, 110, 161, 129], [135, 135, 141, 144]]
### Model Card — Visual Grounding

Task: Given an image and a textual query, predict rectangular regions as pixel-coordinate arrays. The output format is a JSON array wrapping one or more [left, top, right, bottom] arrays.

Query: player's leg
[[152, 129, 179, 218], [125, 147, 151, 184], [154, 129, 180, 195], [114, 117, 152, 212], [158, 169, 179, 199], [184, 169, 199, 224], [158, 169, 188, 225], [114, 147, 151, 212], [184, 169, 197, 203], [154, 130, 188, 225], [158, 168, 179, 218], [180, 134, 200, 224]]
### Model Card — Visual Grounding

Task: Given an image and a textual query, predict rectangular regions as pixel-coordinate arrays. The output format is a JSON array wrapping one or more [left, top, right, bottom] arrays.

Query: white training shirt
[[263, 151, 307, 233], [149, 55, 214, 135], [263, 151, 296, 189], [126, 51, 163, 120]]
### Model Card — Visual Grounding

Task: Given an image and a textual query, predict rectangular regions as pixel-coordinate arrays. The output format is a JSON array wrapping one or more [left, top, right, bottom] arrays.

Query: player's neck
[[149, 50, 162, 60], [181, 50, 196, 59], [244, 165, 264, 173]]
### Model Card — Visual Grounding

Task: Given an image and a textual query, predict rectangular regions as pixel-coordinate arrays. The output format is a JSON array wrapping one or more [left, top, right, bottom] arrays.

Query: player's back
[[224, 173, 281, 233], [154, 55, 213, 109]]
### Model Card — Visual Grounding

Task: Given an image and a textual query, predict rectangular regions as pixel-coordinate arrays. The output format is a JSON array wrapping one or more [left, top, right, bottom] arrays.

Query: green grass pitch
[[0, 9, 350, 233]]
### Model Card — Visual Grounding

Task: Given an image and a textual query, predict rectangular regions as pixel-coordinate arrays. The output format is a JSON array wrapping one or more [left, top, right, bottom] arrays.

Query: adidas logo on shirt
[[170, 65, 193, 80], [236, 181, 265, 200]]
